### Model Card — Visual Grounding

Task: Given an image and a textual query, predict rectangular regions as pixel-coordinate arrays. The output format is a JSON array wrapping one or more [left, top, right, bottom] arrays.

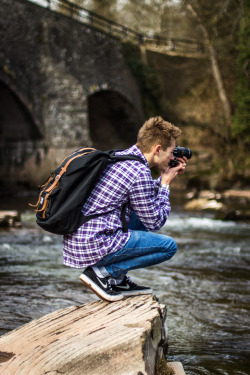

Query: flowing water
[[0, 206, 250, 375]]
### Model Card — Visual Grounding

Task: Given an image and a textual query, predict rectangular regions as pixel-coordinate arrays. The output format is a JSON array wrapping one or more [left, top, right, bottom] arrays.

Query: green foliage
[[232, 5, 250, 144], [122, 42, 163, 117]]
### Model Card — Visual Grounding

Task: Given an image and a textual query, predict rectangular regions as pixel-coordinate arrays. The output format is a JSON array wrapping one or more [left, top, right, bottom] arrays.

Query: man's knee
[[171, 238, 177, 255], [163, 237, 177, 258]]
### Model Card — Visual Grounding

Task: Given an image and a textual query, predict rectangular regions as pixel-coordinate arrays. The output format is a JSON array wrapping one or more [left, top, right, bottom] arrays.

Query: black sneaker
[[79, 267, 124, 302], [111, 276, 153, 296]]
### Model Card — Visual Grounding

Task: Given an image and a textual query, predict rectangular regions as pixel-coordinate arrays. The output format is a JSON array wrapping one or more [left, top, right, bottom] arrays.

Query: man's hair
[[136, 116, 182, 152]]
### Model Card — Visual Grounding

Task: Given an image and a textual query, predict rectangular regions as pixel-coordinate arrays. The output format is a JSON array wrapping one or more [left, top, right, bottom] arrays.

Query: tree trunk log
[[0, 295, 167, 375]]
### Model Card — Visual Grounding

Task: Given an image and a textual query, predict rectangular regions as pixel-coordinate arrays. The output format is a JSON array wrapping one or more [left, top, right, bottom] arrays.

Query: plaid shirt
[[63, 145, 171, 268]]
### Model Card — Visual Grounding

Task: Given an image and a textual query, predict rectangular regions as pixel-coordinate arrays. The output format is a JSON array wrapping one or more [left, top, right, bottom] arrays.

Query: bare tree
[[183, 0, 233, 127]]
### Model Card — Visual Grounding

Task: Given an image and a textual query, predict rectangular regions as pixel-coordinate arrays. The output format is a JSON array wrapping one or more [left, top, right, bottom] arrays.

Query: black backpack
[[30, 148, 144, 235]]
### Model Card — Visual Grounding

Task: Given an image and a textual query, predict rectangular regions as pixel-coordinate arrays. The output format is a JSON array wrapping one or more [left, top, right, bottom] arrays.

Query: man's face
[[156, 139, 176, 170]]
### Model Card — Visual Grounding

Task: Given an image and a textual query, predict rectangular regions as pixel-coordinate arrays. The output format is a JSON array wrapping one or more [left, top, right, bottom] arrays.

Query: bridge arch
[[0, 80, 44, 186], [88, 90, 142, 150], [0, 80, 43, 145]]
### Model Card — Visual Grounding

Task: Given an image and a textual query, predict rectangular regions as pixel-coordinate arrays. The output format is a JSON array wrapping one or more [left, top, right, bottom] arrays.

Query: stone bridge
[[0, 0, 146, 187], [0, 0, 208, 190]]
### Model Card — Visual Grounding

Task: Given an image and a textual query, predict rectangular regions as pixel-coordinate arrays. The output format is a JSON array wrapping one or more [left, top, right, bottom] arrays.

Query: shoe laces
[[106, 277, 114, 291], [123, 275, 137, 287]]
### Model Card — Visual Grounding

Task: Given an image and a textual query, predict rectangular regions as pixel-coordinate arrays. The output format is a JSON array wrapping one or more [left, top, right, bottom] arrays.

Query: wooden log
[[0, 295, 167, 375]]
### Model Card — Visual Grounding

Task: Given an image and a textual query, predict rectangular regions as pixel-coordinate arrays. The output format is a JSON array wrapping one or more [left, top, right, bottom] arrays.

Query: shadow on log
[[0, 295, 170, 375]]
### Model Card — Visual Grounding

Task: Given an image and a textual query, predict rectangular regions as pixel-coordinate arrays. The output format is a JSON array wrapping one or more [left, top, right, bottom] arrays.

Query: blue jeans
[[94, 213, 177, 279]]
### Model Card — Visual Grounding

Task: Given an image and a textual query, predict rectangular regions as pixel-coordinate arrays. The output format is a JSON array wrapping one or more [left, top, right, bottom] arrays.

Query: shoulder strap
[[109, 153, 145, 232], [121, 203, 128, 233], [108, 151, 145, 165]]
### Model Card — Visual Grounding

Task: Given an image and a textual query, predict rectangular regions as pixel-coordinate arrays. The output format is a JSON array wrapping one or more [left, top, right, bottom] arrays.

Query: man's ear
[[154, 145, 162, 155]]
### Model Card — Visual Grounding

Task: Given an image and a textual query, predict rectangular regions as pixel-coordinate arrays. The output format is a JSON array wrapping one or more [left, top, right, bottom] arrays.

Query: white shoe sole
[[116, 289, 153, 296], [79, 273, 124, 302]]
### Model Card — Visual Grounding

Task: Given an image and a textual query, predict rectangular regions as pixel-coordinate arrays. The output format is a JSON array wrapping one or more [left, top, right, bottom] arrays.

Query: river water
[[0, 206, 250, 375]]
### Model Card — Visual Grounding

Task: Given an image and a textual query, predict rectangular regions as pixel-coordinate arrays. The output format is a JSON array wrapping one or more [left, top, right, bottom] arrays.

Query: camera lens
[[173, 146, 192, 160], [184, 148, 192, 159]]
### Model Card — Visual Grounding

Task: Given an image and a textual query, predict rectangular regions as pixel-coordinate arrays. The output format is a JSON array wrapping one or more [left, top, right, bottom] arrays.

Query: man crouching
[[63, 116, 188, 301]]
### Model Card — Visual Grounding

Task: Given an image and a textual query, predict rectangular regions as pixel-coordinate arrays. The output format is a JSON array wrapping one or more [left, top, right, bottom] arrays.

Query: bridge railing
[[27, 0, 205, 54]]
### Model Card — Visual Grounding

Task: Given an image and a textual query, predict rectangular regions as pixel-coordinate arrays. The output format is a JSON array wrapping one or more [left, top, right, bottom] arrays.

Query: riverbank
[[1, 188, 249, 229]]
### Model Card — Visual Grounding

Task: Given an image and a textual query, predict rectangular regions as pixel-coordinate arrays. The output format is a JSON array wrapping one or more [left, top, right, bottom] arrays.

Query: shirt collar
[[123, 144, 149, 168]]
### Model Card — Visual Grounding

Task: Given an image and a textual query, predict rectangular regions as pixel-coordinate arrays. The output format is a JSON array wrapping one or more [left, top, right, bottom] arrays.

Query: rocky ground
[[184, 189, 250, 221]]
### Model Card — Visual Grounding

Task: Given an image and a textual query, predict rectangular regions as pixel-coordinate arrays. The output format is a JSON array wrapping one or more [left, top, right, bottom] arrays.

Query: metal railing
[[27, 0, 205, 54]]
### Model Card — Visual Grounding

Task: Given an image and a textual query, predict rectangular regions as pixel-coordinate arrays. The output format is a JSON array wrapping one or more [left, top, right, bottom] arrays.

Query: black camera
[[169, 146, 192, 167]]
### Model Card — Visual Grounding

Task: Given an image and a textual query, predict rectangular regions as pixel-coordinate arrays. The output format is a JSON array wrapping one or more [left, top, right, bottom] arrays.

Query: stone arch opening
[[0, 80, 44, 186], [0, 80, 42, 144], [88, 90, 143, 150]]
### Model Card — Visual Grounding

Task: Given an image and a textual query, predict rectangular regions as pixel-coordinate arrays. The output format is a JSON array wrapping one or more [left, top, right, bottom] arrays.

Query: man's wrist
[[160, 184, 170, 190]]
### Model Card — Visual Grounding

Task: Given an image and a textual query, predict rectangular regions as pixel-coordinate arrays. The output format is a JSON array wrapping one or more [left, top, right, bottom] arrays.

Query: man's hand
[[161, 156, 188, 185], [176, 156, 188, 174]]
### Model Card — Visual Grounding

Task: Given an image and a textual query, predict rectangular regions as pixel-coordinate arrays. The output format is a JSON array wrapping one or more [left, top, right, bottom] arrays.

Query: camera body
[[169, 146, 192, 167]]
